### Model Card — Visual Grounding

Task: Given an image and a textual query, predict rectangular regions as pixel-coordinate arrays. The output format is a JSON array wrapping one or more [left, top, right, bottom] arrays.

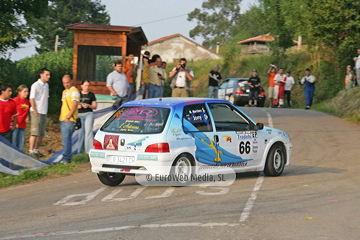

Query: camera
[[270, 64, 275, 67], [180, 63, 186, 68]]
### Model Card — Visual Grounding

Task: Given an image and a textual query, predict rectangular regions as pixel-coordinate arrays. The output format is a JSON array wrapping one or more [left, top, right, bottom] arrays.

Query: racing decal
[[222, 135, 232, 142], [90, 151, 105, 158], [278, 130, 288, 137], [122, 107, 158, 120], [104, 135, 119, 150], [137, 154, 158, 161], [237, 131, 259, 155], [119, 120, 141, 132], [127, 136, 149, 151], [266, 129, 272, 135], [183, 120, 252, 165]]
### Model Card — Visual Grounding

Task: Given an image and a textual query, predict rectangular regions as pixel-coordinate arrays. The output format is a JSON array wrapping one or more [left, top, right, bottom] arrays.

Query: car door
[[206, 102, 262, 167], [182, 103, 220, 165]]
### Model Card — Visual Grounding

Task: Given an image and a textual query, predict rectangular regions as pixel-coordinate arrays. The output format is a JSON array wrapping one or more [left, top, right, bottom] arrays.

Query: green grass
[[0, 154, 90, 188]]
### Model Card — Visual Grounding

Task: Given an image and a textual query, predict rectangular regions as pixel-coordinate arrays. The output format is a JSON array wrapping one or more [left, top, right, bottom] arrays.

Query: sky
[[7, 0, 256, 61]]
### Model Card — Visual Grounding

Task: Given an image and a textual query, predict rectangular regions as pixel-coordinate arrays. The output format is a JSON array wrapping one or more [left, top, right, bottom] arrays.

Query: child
[[12, 85, 30, 151]]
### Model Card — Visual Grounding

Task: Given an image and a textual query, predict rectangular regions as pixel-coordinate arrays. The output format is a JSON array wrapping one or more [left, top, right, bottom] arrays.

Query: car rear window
[[101, 107, 170, 134]]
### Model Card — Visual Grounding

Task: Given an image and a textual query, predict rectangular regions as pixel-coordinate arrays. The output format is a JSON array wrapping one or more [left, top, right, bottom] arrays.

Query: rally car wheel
[[229, 95, 235, 104], [264, 143, 285, 176], [97, 172, 126, 186], [170, 154, 193, 186]]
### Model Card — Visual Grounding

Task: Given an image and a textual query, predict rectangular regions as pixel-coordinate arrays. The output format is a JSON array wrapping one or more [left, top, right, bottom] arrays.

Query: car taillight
[[260, 92, 266, 96], [145, 143, 170, 152], [235, 91, 244, 94], [93, 139, 103, 149]]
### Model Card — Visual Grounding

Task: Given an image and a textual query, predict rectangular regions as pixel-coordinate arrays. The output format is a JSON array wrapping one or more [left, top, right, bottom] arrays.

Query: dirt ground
[[23, 115, 64, 160]]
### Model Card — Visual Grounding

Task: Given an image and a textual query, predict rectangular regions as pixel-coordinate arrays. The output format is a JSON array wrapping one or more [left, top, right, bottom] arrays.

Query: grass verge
[[0, 154, 90, 189]]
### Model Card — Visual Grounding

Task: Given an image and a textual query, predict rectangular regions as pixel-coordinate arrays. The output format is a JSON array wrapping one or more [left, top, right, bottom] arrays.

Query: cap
[[305, 68, 311, 71], [215, 65, 220, 68], [252, 69, 257, 72], [286, 70, 291, 73]]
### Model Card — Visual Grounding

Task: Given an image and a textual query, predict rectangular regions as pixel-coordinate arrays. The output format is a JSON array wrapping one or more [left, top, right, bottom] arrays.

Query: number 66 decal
[[239, 141, 251, 154]]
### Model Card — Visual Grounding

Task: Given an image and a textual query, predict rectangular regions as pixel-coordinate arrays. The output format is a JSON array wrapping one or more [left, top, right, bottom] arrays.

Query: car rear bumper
[[89, 149, 176, 175], [234, 94, 266, 105]]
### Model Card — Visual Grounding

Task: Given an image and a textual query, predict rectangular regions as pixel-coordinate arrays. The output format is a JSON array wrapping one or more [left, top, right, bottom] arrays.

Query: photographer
[[300, 68, 316, 110], [148, 56, 167, 98], [169, 58, 194, 97]]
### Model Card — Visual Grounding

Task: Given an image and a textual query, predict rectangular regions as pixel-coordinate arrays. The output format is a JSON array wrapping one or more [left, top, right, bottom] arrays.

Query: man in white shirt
[[29, 68, 50, 158], [169, 58, 194, 97], [284, 71, 295, 108], [354, 49, 360, 86]]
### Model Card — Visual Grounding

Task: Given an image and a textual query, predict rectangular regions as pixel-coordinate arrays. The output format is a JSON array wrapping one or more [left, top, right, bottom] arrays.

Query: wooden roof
[[68, 23, 147, 45], [237, 33, 275, 44]]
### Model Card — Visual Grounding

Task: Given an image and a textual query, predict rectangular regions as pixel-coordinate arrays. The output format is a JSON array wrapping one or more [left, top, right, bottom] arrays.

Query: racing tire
[[170, 154, 193, 186], [229, 95, 235, 104], [97, 172, 126, 186], [264, 143, 285, 176]]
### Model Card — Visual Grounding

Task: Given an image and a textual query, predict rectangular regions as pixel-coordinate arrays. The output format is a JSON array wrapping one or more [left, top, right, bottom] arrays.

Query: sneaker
[[35, 152, 45, 158], [59, 159, 70, 164], [305, 106, 310, 110]]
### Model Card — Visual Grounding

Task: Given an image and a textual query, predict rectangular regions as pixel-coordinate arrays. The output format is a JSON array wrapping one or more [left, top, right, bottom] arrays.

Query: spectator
[[162, 61, 167, 69], [29, 68, 50, 158], [160, 61, 167, 97], [12, 85, 30, 151], [124, 53, 135, 97], [169, 58, 194, 97], [208, 65, 222, 99], [248, 69, 261, 107], [140, 51, 150, 99], [59, 75, 80, 163], [148, 56, 167, 98], [77, 80, 97, 154], [267, 65, 277, 107], [284, 71, 295, 108], [0, 84, 17, 143], [106, 60, 130, 108], [354, 49, 360, 86], [345, 65, 355, 89], [300, 68, 316, 110], [273, 68, 286, 108], [149, 54, 160, 67]]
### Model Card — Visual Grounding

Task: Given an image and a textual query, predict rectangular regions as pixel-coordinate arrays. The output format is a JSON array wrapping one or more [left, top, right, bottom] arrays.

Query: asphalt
[[1, 107, 359, 240]]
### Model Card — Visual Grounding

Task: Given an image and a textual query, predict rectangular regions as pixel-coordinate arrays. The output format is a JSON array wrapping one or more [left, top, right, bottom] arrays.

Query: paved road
[[1, 108, 360, 240]]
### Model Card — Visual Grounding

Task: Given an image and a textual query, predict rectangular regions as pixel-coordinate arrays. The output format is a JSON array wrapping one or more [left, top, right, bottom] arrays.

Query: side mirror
[[254, 123, 264, 130]]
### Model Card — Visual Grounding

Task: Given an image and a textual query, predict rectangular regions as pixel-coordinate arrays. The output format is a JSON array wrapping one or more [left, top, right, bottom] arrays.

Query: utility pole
[[54, 35, 59, 52], [216, 42, 220, 54]]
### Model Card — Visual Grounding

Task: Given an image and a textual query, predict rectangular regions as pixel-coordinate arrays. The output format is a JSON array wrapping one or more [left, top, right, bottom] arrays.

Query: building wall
[[144, 36, 222, 63], [240, 44, 271, 55]]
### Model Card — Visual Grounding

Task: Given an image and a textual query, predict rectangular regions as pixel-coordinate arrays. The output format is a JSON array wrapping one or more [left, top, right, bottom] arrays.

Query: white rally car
[[89, 98, 292, 186]]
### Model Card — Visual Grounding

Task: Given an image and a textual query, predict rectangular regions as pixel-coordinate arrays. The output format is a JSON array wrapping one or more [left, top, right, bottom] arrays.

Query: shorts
[[268, 86, 275, 98], [248, 90, 259, 100], [30, 112, 47, 136]]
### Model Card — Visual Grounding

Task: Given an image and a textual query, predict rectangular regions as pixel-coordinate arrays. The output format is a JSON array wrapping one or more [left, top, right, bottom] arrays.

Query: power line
[[134, 14, 188, 26]]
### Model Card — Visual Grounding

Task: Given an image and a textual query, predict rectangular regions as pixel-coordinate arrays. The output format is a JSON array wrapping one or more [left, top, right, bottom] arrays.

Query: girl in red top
[[12, 85, 30, 151]]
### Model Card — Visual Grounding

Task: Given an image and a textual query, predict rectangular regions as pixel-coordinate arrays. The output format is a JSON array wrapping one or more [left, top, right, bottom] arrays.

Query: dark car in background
[[217, 78, 266, 107]]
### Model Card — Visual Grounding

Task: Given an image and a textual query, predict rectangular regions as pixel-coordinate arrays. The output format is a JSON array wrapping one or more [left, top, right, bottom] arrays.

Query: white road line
[[145, 187, 175, 199], [239, 173, 265, 222], [0, 222, 240, 239], [102, 187, 147, 202], [239, 111, 272, 222]]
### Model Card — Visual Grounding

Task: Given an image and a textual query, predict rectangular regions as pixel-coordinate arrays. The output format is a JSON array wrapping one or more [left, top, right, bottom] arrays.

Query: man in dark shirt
[[248, 69, 261, 107], [208, 65, 223, 98]]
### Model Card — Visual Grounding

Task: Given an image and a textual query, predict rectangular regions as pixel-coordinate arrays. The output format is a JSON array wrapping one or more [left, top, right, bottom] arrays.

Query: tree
[[187, 0, 242, 49], [0, 0, 48, 53], [28, 0, 110, 53]]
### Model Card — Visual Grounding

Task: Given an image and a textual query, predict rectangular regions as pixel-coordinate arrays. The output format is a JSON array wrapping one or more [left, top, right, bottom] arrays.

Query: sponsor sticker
[[90, 151, 105, 158], [137, 154, 158, 161]]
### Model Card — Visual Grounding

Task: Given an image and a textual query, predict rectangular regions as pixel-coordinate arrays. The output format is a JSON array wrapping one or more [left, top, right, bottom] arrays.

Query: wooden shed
[[68, 23, 147, 94]]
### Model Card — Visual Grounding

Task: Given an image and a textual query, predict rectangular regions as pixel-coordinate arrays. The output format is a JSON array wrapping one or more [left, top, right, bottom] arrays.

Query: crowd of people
[[0, 68, 98, 163]]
